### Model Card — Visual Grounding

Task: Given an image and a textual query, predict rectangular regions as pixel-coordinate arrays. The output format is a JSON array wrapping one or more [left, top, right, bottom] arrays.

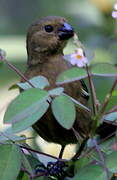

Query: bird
[[21, 16, 92, 158]]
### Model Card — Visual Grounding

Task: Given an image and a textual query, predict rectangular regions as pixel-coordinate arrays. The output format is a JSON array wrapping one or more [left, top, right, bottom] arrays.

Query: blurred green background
[[0, 0, 117, 158]]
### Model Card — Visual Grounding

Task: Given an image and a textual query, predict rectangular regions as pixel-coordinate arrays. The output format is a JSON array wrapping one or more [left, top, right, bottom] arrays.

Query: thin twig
[[72, 137, 88, 161], [108, 105, 117, 113], [72, 127, 83, 143], [92, 139, 110, 180], [79, 131, 116, 160], [0, 132, 15, 143], [3, 58, 35, 88], [2, 58, 51, 104], [73, 34, 98, 115], [94, 78, 117, 127], [21, 166, 46, 179], [19, 144, 61, 160], [85, 65, 97, 116], [20, 167, 31, 178], [30, 172, 46, 179], [21, 167, 47, 179]]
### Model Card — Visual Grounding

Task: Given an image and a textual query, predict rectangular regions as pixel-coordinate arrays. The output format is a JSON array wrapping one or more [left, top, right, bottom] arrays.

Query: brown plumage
[[21, 16, 92, 155]]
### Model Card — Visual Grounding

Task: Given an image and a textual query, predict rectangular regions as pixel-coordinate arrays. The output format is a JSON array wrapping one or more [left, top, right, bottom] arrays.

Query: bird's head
[[27, 16, 74, 65]]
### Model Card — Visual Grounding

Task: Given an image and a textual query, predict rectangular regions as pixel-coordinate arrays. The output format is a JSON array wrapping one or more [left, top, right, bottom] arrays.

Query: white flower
[[0, 49, 6, 61], [69, 48, 88, 67], [112, 11, 117, 19], [114, 3, 117, 10], [112, 3, 117, 19]]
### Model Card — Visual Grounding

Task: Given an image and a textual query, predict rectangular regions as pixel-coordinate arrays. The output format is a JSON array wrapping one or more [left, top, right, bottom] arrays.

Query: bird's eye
[[44, 25, 53, 32]]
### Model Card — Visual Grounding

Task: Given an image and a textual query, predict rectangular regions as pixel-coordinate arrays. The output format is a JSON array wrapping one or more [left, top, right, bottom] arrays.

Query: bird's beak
[[58, 22, 74, 40]]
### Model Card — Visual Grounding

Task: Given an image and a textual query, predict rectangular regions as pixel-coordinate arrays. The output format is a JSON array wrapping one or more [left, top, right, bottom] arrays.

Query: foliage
[[0, 8, 117, 178]]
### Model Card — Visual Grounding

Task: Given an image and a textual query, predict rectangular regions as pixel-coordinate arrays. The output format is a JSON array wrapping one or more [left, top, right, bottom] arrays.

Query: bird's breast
[[24, 55, 68, 87]]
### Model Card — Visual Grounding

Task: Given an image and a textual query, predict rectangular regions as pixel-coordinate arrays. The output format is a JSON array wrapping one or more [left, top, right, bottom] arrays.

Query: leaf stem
[[92, 139, 110, 180], [19, 144, 61, 160], [2, 58, 51, 105], [79, 131, 116, 160], [85, 65, 98, 116], [0, 132, 15, 143]]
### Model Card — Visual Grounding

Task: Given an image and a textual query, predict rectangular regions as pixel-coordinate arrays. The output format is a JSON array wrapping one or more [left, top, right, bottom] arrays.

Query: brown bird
[[21, 16, 92, 158]]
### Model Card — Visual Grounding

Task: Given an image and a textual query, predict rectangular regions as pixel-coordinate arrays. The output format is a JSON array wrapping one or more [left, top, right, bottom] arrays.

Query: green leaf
[[48, 87, 64, 96], [104, 112, 117, 124], [56, 67, 87, 85], [112, 90, 117, 96], [4, 88, 48, 124], [23, 154, 48, 179], [106, 151, 117, 172], [4, 88, 49, 133], [0, 60, 3, 65], [34, 177, 49, 180], [63, 93, 91, 112], [0, 144, 21, 180], [52, 95, 76, 129], [91, 63, 117, 77], [17, 76, 49, 90], [72, 164, 108, 180], [13, 101, 49, 133], [21, 154, 33, 174], [74, 157, 91, 173], [17, 172, 29, 180], [26, 155, 42, 168], [100, 136, 116, 154]]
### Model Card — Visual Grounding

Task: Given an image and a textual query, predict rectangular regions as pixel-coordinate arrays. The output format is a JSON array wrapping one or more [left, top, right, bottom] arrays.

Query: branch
[[2, 58, 35, 88], [92, 139, 110, 180], [1, 57, 51, 104], [94, 78, 117, 127], [79, 131, 116, 160], [85, 65, 98, 116], [19, 144, 61, 160]]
